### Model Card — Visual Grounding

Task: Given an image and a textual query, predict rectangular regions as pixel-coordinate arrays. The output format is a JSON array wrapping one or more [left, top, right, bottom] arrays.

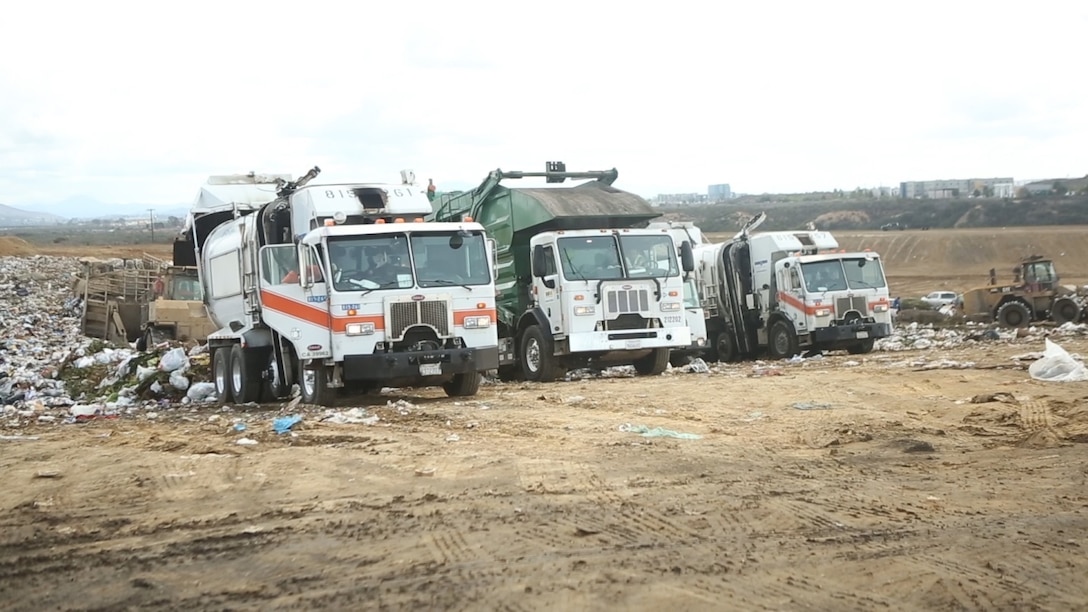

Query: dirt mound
[[811, 210, 871, 228], [0, 236, 36, 256]]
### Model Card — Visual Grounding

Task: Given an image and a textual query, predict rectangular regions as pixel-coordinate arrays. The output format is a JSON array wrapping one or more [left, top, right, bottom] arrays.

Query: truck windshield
[[618, 235, 679, 278], [327, 232, 490, 292], [327, 234, 413, 292], [801, 258, 886, 292], [557, 236, 624, 280], [557, 235, 679, 281], [842, 257, 887, 289], [411, 232, 491, 288]]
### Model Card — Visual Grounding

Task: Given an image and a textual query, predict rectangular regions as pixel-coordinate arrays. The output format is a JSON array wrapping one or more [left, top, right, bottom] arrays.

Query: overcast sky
[[1, 0, 1085, 208]]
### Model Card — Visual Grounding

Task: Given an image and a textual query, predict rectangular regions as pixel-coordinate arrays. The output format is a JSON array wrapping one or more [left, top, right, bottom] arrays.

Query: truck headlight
[[345, 322, 375, 336], [873, 304, 889, 313], [814, 308, 831, 317], [573, 305, 596, 316], [463, 315, 491, 329], [660, 302, 681, 312]]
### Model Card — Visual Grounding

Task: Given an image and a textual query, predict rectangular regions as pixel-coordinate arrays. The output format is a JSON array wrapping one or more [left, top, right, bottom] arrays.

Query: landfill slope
[[2, 242, 1088, 609]]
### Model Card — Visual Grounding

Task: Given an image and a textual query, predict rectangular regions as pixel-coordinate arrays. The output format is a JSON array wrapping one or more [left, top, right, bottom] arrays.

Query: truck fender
[[516, 309, 554, 342]]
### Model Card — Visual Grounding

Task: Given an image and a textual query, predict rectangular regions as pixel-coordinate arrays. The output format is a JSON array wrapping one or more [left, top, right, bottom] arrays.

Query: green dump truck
[[430, 162, 696, 381]]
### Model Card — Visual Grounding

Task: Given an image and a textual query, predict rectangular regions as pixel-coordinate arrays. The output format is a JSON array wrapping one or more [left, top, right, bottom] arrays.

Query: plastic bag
[[1028, 338, 1088, 382], [158, 347, 189, 373]]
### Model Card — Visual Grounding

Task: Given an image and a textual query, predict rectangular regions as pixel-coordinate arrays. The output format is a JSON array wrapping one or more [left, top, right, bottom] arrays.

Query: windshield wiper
[[561, 249, 588, 282], [421, 278, 472, 291], [350, 279, 399, 296]]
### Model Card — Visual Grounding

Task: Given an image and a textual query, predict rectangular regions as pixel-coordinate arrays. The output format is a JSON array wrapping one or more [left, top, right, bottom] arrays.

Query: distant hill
[[0, 203, 65, 227], [663, 195, 1088, 233]]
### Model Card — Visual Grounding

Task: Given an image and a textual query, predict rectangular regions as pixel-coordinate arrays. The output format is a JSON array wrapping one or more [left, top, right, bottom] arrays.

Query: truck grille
[[389, 301, 450, 339], [836, 296, 868, 317], [605, 288, 650, 315]]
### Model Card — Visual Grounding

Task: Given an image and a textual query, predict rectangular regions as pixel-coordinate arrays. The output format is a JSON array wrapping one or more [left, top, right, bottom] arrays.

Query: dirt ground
[[3, 335, 1088, 610], [3, 227, 1088, 610]]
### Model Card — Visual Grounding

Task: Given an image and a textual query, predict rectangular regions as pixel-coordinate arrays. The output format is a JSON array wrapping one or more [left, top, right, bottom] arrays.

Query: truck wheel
[[996, 301, 1031, 328], [767, 320, 798, 360], [847, 339, 875, 355], [261, 349, 288, 402], [634, 348, 670, 375], [213, 347, 233, 405], [229, 344, 262, 404], [443, 373, 481, 397], [299, 360, 333, 406], [715, 330, 738, 363], [1051, 297, 1081, 325], [520, 325, 564, 382]]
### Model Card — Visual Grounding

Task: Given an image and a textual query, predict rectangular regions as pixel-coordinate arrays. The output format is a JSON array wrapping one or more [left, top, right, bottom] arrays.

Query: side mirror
[[680, 241, 695, 272], [487, 238, 498, 281], [531, 244, 548, 278]]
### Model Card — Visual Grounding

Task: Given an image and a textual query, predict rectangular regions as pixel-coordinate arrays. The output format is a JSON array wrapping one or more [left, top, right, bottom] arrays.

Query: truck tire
[[1051, 297, 1081, 325], [443, 372, 481, 397], [996, 301, 1031, 328], [261, 349, 288, 402], [767, 320, 798, 360], [847, 339, 875, 354], [634, 348, 670, 376], [229, 344, 262, 404], [213, 347, 233, 405], [299, 360, 333, 406], [520, 325, 564, 382], [715, 330, 738, 363]]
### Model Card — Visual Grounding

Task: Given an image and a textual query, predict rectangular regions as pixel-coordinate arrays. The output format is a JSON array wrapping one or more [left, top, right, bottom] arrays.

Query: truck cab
[[522, 227, 693, 379]]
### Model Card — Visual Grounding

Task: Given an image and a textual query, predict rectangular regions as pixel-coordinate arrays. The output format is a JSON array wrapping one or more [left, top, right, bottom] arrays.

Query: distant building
[[899, 177, 1015, 199], [708, 184, 732, 201]]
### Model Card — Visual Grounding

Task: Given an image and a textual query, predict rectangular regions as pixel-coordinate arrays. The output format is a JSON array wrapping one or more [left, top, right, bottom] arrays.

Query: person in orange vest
[[427, 178, 436, 202], [281, 264, 323, 284]]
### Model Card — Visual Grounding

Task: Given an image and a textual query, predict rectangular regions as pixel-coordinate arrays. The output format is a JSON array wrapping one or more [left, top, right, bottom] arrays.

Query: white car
[[921, 291, 958, 309]]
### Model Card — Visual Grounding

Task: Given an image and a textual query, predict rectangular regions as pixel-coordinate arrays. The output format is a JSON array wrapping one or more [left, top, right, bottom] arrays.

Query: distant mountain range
[[0, 195, 190, 225]]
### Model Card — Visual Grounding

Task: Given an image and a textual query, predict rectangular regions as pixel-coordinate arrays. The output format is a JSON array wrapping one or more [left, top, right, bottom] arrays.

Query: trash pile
[[1, 255, 220, 430], [876, 321, 1088, 352]]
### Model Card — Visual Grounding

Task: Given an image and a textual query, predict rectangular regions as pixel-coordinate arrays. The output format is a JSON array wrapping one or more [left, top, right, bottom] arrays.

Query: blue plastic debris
[[233, 423, 247, 432], [273, 415, 302, 435]]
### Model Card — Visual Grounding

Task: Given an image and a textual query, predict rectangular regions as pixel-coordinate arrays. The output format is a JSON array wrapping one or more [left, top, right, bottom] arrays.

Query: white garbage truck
[[430, 163, 695, 381], [175, 167, 500, 405], [694, 213, 893, 361], [646, 220, 709, 367]]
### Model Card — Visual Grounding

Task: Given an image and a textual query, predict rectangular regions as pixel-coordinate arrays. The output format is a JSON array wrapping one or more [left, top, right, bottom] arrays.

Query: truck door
[[535, 245, 564, 334], [257, 244, 332, 360]]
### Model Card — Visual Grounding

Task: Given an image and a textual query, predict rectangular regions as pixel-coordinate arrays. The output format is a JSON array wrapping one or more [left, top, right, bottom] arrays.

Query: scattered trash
[[445, 433, 461, 442], [236, 438, 258, 446], [1028, 338, 1088, 382], [619, 423, 702, 440], [415, 467, 436, 477], [687, 358, 710, 373], [322, 407, 379, 425], [273, 415, 302, 434], [792, 402, 833, 411], [233, 423, 247, 432], [34, 470, 62, 479]]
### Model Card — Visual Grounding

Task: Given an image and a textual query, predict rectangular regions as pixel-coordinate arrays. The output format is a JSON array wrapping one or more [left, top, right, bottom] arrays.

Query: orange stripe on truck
[[777, 292, 821, 315], [260, 290, 330, 328]]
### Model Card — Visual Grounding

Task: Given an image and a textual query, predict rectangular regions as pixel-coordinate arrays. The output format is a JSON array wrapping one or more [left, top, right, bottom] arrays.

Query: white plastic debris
[[158, 347, 189, 372], [169, 369, 190, 391], [1028, 338, 1088, 382], [186, 382, 217, 402]]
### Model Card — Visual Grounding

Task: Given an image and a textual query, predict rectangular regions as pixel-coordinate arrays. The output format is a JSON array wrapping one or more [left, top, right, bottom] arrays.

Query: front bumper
[[341, 346, 500, 381], [567, 327, 692, 353], [811, 322, 892, 344]]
